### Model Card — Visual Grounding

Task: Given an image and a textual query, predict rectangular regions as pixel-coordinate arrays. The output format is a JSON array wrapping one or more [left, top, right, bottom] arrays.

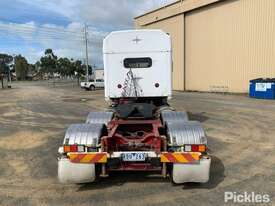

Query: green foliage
[[15, 55, 29, 80], [39, 48, 88, 81], [0, 49, 91, 83], [57, 57, 72, 76], [73, 60, 85, 77], [40, 48, 58, 74], [0, 53, 13, 75], [39, 48, 88, 78], [0, 54, 13, 64]]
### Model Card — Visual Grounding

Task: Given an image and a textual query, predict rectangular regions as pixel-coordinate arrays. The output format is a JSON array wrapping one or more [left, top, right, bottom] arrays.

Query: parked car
[[80, 79, 104, 91]]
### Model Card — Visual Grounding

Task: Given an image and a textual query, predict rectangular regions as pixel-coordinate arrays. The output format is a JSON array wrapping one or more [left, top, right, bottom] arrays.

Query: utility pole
[[84, 23, 89, 82]]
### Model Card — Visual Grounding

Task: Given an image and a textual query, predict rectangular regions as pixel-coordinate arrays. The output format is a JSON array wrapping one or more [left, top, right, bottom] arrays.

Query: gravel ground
[[0, 81, 274, 206]]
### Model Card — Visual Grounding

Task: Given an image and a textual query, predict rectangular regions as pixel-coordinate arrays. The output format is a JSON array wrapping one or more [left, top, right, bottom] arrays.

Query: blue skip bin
[[249, 78, 275, 99]]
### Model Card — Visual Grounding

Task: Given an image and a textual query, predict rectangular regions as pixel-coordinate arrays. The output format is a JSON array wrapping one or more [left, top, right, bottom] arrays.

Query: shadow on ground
[[181, 156, 225, 189], [188, 112, 209, 122], [78, 156, 224, 191], [78, 171, 169, 191]]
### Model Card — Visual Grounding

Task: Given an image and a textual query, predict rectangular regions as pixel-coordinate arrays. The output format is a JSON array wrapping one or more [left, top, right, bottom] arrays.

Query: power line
[[0, 24, 83, 36], [0, 32, 102, 44], [0, 38, 85, 43], [0, 33, 84, 41], [0, 21, 107, 42], [0, 26, 83, 37], [0, 28, 85, 40], [0, 26, 105, 42], [0, 22, 100, 67], [0, 21, 104, 36]]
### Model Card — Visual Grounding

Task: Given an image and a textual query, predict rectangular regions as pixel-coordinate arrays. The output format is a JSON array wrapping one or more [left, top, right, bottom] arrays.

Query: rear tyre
[[90, 85, 96, 91]]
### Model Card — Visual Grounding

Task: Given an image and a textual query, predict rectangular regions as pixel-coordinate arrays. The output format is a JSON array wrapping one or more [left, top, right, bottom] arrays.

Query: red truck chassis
[[65, 118, 204, 177]]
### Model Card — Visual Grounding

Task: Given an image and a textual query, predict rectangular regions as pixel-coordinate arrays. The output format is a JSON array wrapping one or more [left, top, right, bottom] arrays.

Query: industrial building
[[95, 69, 104, 80], [135, 0, 275, 93]]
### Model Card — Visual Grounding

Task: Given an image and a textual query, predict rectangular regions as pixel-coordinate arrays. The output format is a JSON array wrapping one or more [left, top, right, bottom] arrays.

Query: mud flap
[[172, 157, 211, 184], [58, 158, 96, 184]]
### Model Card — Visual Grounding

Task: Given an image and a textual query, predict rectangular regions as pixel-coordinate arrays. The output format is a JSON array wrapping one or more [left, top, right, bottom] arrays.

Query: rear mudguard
[[172, 156, 211, 184], [58, 158, 96, 184]]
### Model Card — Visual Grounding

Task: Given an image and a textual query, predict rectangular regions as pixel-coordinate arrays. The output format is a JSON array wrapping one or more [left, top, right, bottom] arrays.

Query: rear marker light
[[191, 145, 199, 152], [198, 145, 206, 152], [63, 145, 70, 153], [77, 145, 85, 152], [184, 144, 206, 152], [184, 145, 192, 152]]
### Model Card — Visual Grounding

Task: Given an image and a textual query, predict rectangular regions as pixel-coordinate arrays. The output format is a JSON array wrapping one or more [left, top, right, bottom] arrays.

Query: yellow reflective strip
[[97, 155, 107, 163], [68, 153, 78, 160], [191, 153, 200, 160], [80, 154, 96, 163], [68, 153, 109, 163], [160, 154, 170, 162], [173, 153, 188, 163], [159, 152, 201, 163]]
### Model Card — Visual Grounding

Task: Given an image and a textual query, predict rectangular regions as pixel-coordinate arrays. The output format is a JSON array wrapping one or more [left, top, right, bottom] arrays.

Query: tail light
[[63, 145, 85, 153], [184, 144, 206, 152]]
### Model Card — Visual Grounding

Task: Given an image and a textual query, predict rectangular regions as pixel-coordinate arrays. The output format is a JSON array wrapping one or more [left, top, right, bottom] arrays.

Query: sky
[[0, 0, 176, 68]]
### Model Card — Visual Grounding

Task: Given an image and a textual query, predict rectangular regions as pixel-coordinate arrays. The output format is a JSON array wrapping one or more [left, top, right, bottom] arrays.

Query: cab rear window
[[123, 57, 152, 68]]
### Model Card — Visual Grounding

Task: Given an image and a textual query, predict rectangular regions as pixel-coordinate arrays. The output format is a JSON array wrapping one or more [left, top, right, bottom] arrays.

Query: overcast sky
[[0, 0, 176, 67]]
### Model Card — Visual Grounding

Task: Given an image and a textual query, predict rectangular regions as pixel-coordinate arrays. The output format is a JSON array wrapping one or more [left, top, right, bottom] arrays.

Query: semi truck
[[58, 30, 211, 184]]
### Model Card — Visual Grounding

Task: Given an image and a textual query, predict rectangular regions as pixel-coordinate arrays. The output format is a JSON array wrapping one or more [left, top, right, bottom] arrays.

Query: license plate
[[122, 152, 146, 161]]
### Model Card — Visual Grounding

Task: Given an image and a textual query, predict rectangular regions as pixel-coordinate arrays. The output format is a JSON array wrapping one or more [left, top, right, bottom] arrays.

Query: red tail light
[[191, 145, 199, 152], [63, 145, 85, 153], [70, 145, 78, 152]]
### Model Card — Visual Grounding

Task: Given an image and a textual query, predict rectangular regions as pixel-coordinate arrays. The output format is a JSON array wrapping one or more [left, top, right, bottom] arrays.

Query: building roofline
[[135, 0, 181, 19], [135, 0, 223, 26]]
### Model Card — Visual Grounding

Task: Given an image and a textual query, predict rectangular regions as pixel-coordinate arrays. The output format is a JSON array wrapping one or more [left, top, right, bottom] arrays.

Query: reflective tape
[[160, 152, 200, 163], [68, 153, 107, 163]]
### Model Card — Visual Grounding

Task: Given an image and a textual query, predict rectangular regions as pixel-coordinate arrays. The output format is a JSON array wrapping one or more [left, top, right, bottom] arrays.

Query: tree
[[40, 48, 58, 75], [34, 61, 41, 71], [0, 53, 13, 88], [73, 60, 85, 85], [37, 48, 91, 82], [28, 64, 38, 75], [57, 57, 73, 76], [15, 55, 29, 80], [88, 65, 93, 75], [57, 58, 86, 84]]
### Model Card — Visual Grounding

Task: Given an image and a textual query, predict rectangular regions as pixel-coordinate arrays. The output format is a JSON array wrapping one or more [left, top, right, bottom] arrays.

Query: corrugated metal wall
[[185, 0, 275, 92], [137, 15, 185, 91]]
